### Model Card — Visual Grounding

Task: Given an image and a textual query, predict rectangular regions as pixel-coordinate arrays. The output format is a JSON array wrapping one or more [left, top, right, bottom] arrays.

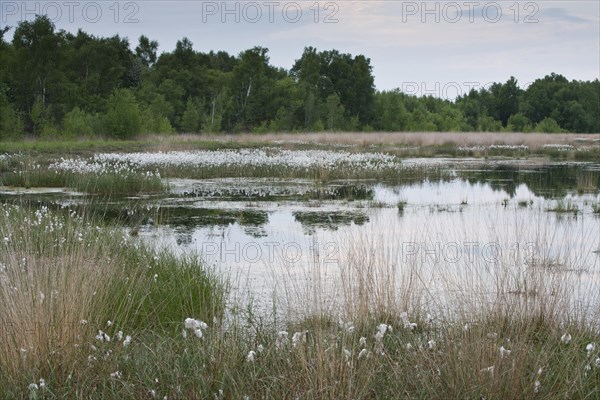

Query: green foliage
[[181, 97, 203, 133], [63, 106, 94, 136], [535, 117, 564, 133], [507, 112, 532, 132], [105, 88, 141, 138], [0, 90, 23, 138], [0, 16, 598, 137]]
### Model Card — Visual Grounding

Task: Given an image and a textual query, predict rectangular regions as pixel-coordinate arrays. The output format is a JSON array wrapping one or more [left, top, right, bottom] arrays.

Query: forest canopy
[[0, 16, 598, 139]]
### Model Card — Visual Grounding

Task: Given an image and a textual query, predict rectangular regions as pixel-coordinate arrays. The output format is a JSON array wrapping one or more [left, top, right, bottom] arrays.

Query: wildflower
[[561, 333, 572, 344], [110, 371, 122, 379], [537, 367, 543, 375], [123, 335, 132, 347], [586, 343, 596, 356], [343, 348, 351, 361], [377, 324, 389, 335], [246, 350, 256, 363], [276, 331, 288, 348], [499, 346, 511, 358], [95, 330, 105, 342], [107, 320, 113, 327], [292, 331, 307, 348], [339, 318, 355, 333], [184, 318, 208, 331], [359, 336, 367, 347]]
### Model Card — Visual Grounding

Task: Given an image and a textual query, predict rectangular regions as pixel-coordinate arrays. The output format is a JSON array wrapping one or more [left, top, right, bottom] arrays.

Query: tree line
[[0, 16, 598, 139]]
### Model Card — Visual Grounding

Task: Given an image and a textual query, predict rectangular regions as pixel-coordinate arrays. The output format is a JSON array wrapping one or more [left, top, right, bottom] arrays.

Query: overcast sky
[[2, 1, 599, 98]]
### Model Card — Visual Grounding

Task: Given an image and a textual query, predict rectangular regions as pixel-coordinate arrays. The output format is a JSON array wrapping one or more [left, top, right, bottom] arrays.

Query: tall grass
[[0, 205, 224, 394], [0, 165, 165, 195], [0, 205, 599, 398]]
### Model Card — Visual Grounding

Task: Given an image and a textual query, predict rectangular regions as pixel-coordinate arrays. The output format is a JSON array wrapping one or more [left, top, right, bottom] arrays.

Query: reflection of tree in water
[[293, 211, 369, 234], [162, 207, 270, 239], [458, 165, 600, 198]]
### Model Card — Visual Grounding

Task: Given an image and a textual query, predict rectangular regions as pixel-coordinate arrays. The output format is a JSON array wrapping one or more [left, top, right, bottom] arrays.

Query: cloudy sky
[[2, 1, 598, 97]]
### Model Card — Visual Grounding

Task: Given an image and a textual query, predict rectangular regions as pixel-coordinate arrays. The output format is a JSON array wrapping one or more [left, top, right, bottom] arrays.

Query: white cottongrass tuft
[[292, 331, 307, 348], [586, 343, 596, 356], [479, 366, 494, 377], [246, 350, 256, 363], [123, 335, 132, 347], [38, 379, 46, 389], [184, 318, 208, 331], [276, 331, 289, 349], [561, 333, 572, 344], [110, 371, 122, 379], [343, 348, 351, 361], [359, 336, 367, 347], [499, 346, 511, 358], [116, 331, 123, 341], [377, 324, 390, 335], [339, 318, 355, 333], [534, 380, 541, 393], [358, 348, 369, 359], [28, 383, 39, 391], [257, 344, 264, 353], [428, 340, 436, 350], [95, 330, 110, 342], [184, 318, 208, 339]]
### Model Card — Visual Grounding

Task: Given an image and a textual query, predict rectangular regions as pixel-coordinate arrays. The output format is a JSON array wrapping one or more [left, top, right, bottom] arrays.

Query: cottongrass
[[0, 204, 224, 397]]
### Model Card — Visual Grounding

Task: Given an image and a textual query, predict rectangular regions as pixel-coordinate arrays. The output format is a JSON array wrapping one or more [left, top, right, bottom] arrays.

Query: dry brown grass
[[163, 132, 599, 149]]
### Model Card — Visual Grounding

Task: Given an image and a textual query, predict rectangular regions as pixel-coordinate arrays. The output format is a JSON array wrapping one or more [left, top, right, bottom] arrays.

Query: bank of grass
[[0, 206, 599, 399], [0, 165, 165, 195], [1, 132, 599, 161], [0, 205, 224, 394]]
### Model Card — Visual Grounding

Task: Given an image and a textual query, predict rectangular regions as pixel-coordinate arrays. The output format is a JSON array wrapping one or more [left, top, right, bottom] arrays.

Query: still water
[[2, 163, 600, 319]]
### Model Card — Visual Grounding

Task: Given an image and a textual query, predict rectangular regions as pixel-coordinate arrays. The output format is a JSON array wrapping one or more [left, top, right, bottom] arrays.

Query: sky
[[1, 1, 599, 98]]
